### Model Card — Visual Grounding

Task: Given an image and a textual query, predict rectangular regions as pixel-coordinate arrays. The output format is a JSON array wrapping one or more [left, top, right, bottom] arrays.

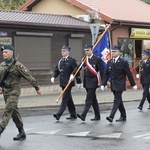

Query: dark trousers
[[139, 84, 150, 107], [57, 86, 76, 117], [0, 95, 23, 129], [82, 88, 100, 118], [110, 91, 126, 119]]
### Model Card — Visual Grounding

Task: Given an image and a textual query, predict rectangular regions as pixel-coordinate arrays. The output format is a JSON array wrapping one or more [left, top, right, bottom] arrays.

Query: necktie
[[113, 59, 115, 63], [88, 57, 91, 63]]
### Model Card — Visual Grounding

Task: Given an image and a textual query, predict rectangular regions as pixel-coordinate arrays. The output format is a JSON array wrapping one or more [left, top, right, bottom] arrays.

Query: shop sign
[[0, 37, 12, 45], [130, 28, 150, 39], [0, 32, 7, 36]]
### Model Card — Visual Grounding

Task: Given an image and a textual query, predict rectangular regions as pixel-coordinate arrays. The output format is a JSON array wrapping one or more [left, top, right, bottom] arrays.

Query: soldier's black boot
[[0, 125, 4, 137], [13, 127, 26, 141]]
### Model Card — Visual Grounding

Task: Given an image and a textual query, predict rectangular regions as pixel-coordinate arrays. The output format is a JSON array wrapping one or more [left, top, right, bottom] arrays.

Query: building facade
[[0, 10, 92, 85]]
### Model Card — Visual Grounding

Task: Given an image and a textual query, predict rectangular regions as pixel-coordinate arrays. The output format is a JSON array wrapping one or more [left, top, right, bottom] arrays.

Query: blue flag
[[93, 31, 110, 68]]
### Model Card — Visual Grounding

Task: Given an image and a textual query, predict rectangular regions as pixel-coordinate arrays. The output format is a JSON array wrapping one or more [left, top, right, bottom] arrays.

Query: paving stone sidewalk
[[0, 85, 143, 109]]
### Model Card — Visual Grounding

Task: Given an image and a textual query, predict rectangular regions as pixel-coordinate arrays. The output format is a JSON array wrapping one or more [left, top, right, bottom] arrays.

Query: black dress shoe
[[66, 116, 77, 120], [106, 116, 113, 123], [137, 106, 142, 110], [116, 117, 126, 122], [91, 117, 100, 121], [53, 114, 60, 120], [77, 114, 85, 121]]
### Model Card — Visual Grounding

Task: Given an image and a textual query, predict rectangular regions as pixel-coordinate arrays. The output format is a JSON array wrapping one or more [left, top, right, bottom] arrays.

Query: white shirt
[[144, 59, 147, 63], [113, 56, 119, 63], [63, 55, 69, 60], [88, 54, 93, 59]]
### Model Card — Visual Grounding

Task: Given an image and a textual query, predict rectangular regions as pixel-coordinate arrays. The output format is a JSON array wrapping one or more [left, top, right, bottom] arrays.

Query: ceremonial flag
[[93, 31, 111, 68]]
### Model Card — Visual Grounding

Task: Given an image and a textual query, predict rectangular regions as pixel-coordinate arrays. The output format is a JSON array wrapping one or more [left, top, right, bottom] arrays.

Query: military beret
[[141, 50, 150, 56], [84, 45, 93, 51], [61, 45, 71, 51], [1, 45, 14, 51], [111, 45, 120, 51]]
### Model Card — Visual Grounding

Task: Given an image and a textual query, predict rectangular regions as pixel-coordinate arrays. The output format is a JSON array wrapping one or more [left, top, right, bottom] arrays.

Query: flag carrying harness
[[85, 56, 100, 85]]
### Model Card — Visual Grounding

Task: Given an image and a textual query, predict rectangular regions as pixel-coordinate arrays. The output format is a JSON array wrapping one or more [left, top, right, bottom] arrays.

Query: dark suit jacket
[[52, 56, 81, 87], [102, 57, 136, 91], [136, 59, 150, 84], [83, 55, 104, 88]]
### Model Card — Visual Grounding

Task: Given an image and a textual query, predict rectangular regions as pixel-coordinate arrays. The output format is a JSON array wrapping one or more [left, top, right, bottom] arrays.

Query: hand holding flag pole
[[56, 24, 111, 103]]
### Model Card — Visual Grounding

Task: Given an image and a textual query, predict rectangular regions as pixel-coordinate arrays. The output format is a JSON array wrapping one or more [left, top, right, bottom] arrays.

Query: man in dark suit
[[77, 45, 104, 121], [136, 49, 150, 110], [101, 45, 137, 123], [51, 45, 81, 120]]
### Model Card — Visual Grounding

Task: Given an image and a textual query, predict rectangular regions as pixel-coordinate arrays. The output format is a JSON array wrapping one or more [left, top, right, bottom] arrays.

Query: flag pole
[[56, 24, 111, 103], [92, 24, 111, 50], [108, 30, 112, 58]]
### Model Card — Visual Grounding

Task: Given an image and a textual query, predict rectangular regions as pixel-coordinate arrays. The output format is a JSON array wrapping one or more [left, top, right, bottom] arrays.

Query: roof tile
[[0, 10, 90, 29], [71, 0, 150, 23]]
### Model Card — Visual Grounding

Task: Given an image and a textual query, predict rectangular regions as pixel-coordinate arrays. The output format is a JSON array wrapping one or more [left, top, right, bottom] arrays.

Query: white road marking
[[25, 128, 33, 131], [133, 133, 150, 138], [6, 128, 33, 132], [96, 133, 122, 139], [65, 131, 90, 137], [35, 129, 61, 135], [143, 136, 150, 139]]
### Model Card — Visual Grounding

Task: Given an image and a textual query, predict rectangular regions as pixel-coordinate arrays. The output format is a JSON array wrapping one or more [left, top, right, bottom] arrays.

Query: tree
[[141, 0, 150, 4], [0, 0, 28, 10]]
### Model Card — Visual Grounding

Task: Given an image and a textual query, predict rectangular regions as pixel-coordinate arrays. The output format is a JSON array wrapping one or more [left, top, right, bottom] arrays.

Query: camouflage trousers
[[0, 94, 23, 129]]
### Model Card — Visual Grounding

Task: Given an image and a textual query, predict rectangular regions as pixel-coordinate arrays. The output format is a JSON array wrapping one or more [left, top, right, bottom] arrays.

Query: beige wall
[[112, 26, 129, 45], [32, 0, 85, 17]]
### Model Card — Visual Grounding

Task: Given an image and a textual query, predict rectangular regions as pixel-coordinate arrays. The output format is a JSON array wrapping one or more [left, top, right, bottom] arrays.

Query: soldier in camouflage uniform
[[0, 45, 42, 141]]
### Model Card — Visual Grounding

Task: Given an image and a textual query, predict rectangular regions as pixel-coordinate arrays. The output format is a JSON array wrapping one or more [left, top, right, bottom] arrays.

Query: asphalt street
[[0, 87, 150, 150], [0, 100, 150, 150]]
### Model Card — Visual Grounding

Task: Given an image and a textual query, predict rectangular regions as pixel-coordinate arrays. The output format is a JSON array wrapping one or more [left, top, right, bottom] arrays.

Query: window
[[118, 38, 133, 67]]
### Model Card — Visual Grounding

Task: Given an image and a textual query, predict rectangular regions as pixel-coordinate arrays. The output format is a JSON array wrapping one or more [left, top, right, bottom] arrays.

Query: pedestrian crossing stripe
[[65, 131, 91, 137], [35, 130, 61, 135], [143, 136, 150, 139], [133, 133, 150, 139], [6, 128, 33, 132], [96, 133, 122, 139], [25, 128, 33, 131]]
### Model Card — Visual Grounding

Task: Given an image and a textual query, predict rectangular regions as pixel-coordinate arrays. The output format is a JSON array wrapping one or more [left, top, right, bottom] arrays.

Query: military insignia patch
[[20, 65, 23, 68]]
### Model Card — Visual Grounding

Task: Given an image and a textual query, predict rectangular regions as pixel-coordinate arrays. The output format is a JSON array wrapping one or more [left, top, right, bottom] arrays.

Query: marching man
[[77, 45, 104, 121]]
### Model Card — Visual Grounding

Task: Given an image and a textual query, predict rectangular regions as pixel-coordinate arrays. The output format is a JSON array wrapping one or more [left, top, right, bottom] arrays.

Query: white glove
[[136, 74, 139, 78], [100, 85, 105, 91], [69, 74, 74, 81], [51, 77, 55, 83], [77, 84, 82, 89], [132, 85, 137, 91]]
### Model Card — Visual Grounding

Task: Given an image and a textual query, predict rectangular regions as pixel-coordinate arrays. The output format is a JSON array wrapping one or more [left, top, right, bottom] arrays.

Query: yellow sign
[[0, 37, 12, 45], [130, 28, 150, 39]]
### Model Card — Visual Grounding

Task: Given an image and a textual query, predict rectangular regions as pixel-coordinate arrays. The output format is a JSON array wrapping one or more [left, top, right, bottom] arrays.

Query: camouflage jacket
[[0, 60, 39, 96]]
